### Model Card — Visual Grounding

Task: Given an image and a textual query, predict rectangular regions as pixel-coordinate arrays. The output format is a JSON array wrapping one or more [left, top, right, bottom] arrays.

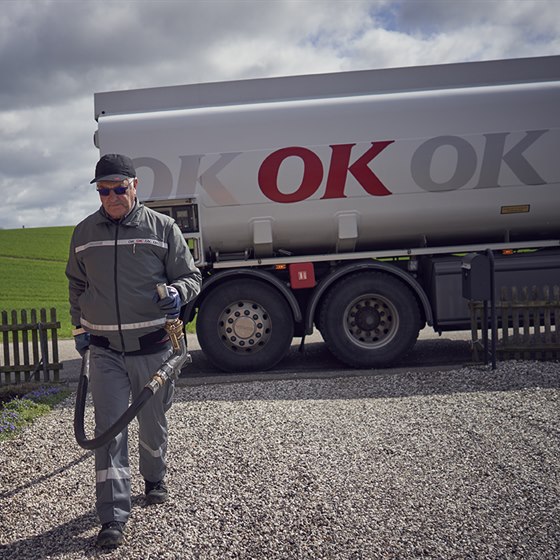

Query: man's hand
[[155, 285, 182, 318], [74, 331, 90, 356]]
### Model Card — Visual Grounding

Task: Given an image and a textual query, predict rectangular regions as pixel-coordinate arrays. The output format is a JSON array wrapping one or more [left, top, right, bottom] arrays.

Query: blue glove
[[155, 285, 182, 318], [74, 332, 90, 356]]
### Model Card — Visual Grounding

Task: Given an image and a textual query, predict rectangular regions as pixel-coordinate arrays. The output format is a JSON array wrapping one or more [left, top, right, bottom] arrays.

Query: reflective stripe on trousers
[[96, 466, 131, 484]]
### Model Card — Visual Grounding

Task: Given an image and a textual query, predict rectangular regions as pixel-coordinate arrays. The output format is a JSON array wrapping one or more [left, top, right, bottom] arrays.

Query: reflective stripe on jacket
[[66, 201, 201, 353]]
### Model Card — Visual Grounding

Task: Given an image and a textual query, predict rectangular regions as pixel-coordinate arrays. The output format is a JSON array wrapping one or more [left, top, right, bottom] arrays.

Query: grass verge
[[0, 383, 72, 442]]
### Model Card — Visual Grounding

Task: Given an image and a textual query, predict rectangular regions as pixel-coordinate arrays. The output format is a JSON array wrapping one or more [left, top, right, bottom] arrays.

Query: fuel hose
[[73, 349, 156, 450], [74, 286, 190, 450]]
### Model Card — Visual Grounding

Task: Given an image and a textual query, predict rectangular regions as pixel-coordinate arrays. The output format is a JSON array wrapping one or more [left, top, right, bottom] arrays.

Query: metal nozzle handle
[[156, 283, 169, 300]]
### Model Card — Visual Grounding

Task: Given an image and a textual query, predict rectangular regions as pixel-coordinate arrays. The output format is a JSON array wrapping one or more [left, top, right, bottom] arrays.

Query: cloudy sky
[[1, 0, 558, 230]]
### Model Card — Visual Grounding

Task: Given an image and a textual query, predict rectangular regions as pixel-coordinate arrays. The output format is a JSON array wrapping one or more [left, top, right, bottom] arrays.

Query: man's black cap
[[90, 154, 136, 184]]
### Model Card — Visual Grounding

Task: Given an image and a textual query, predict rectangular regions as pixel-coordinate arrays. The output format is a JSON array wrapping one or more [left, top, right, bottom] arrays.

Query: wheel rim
[[343, 293, 398, 349], [218, 300, 271, 353]]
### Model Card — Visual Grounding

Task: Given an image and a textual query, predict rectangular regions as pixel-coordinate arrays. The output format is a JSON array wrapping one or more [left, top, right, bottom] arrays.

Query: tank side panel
[[96, 81, 560, 256]]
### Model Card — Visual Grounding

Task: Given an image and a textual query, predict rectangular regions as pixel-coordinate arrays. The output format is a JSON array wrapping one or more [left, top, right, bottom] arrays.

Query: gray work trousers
[[89, 344, 174, 524]]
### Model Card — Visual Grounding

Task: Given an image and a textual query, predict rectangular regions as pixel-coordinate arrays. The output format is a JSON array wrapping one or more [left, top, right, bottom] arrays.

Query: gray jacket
[[66, 201, 201, 353]]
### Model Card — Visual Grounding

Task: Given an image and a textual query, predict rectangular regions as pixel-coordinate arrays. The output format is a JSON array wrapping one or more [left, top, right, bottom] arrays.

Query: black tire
[[196, 279, 294, 372], [318, 272, 421, 368]]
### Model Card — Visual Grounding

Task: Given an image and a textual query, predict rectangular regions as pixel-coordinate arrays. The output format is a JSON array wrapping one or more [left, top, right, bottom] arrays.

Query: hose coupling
[[147, 373, 166, 394]]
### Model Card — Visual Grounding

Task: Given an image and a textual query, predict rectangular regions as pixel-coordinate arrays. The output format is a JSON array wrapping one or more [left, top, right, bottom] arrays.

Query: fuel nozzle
[[156, 282, 171, 306], [156, 283, 185, 352]]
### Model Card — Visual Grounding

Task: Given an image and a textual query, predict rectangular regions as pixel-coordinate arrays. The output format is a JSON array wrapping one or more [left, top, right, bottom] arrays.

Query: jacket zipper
[[114, 222, 126, 352]]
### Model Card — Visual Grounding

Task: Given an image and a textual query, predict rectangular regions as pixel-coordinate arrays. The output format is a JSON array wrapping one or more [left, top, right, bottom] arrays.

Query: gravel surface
[[1, 360, 559, 559]]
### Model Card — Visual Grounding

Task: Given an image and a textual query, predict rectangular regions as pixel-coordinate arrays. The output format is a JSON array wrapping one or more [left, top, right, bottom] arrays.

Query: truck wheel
[[196, 279, 294, 372], [319, 272, 421, 368]]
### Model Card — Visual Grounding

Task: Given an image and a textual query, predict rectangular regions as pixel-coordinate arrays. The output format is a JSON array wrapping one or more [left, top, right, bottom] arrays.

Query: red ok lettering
[[258, 142, 393, 202], [258, 147, 323, 203], [323, 142, 393, 198]]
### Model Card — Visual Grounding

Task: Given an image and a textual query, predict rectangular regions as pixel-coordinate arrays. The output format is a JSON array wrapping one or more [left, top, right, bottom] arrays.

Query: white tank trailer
[[94, 56, 560, 372]]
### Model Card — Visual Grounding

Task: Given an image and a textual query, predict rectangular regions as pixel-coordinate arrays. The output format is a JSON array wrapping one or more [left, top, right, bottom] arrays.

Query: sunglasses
[[96, 180, 133, 196]]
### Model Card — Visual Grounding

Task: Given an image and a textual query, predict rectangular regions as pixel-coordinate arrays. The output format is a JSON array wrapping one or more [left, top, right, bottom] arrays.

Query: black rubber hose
[[73, 352, 155, 450]]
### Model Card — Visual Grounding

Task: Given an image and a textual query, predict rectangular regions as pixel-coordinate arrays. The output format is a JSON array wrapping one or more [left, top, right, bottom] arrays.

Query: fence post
[[50, 308, 60, 383], [31, 309, 40, 381], [12, 310, 21, 383], [2, 310, 9, 384], [500, 287, 509, 360]]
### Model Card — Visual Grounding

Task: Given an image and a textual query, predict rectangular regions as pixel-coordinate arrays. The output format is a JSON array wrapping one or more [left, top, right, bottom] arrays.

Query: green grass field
[[0, 225, 196, 340], [0, 226, 74, 338]]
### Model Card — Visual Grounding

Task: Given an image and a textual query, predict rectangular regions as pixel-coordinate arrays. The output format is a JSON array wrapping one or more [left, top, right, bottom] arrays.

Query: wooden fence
[[469, 285, 560, 362], [0, 308, 62, 385]]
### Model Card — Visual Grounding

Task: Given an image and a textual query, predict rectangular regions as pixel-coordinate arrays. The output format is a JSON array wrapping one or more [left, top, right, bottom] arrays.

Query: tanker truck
[[92, 55, 560, 372]]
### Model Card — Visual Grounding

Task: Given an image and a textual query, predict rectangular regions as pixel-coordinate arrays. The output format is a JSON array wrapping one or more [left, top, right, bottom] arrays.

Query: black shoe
[[97, 521, 125, 548], [145, 479, 168, 505]]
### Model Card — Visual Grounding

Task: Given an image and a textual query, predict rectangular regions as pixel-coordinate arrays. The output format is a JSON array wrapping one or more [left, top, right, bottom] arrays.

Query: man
[[66, 154, 201, 548]]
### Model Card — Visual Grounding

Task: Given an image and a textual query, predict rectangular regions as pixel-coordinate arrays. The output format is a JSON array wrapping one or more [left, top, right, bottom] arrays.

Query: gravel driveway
[[1, 360, 559, 559]]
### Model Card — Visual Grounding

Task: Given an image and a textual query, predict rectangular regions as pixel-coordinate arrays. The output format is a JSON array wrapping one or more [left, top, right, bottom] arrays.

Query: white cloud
[[0, 0, 558, 230]]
